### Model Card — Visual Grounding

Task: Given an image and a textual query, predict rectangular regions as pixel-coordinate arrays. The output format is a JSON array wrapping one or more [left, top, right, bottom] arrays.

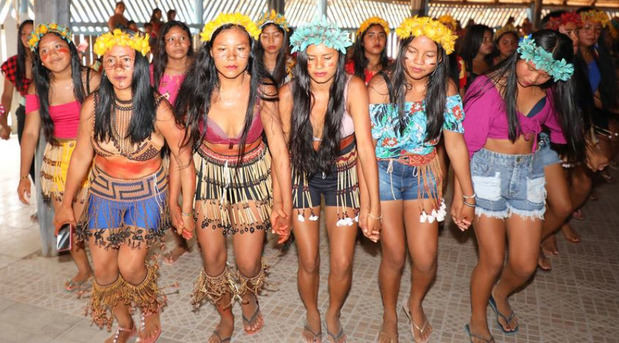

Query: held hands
[[271, 202, 291, 244], [451, 195, 475, 231], [17, 177, 31, 205], [0, 125, 10, 140], [53, 204, 76, 236], [170, 205, 195, 239], [360, 206, 381, 243]]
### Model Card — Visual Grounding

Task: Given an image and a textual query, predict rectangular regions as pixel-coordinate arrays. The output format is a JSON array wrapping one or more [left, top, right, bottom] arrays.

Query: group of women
[[2, 6, 615, 343]]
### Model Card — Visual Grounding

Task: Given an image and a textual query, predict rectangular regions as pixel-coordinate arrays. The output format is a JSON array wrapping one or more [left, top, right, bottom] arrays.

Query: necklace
[[113, 95, 133, 111]]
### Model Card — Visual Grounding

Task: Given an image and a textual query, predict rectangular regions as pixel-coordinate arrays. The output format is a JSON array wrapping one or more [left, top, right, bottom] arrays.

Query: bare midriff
[[94, 155, 162, 179], [484, 136, 535, 155]]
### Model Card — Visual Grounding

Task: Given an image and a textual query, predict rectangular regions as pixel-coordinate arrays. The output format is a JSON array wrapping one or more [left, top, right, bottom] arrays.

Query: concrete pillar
[[317, 0, 327, 18], [34, 0, 70, 26], [410, 0, 424, 16], [194, 0, 203, 25], [532, 0, 542, 30], [268, 0, 285, 14]]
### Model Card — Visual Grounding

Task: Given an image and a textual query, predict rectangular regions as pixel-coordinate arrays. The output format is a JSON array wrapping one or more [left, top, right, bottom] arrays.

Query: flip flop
[[488, 295, 519, 334]]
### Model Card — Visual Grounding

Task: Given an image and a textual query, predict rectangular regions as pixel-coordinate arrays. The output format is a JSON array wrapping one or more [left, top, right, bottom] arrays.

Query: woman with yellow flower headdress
[[173, 12, 292, 342], [346, 16, 392, 85], [17, 23, 99, 294], [368, 16, 474, 343], [54, 28, 195, 343], [255, 9, 295, 86]]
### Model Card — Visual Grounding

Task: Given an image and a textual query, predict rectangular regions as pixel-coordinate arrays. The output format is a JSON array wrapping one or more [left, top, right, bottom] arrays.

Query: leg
[[561, 166, 592, 242], [163, 230, 189, 264], [539, 164, 571, 267], [293, 207, 322, 343], [493, 215, 543, 332], [378, 200, 405, 343], [469, 215, 506, 342], [324, 207, 358, 343], [402, 199, 439, 343], [194, 205, 234, 343]]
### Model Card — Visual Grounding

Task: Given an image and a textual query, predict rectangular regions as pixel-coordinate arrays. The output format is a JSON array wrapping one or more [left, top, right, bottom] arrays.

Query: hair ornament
[[437, 15, 457, 32], [290, 17, 352, 54], [257, 10, 289, 32], [395, 16, 456, 54], [546, 12, 582, 31], [580, 9, 609, 28], [494, 24, 520, 40], [357, 16, 390, 36], [28, 23, 73, 51], [200, 12, 261, 42], [517, 35, 573, 82], [94, 29, 150, 57]]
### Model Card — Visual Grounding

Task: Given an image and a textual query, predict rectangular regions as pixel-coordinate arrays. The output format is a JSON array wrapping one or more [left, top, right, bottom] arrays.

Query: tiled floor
[[0, 134, 618, 343]]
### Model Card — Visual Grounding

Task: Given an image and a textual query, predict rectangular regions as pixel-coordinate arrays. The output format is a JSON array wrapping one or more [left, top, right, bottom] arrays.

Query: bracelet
[[462, 193, 476, 199], [181, 210, 193, 217], [19, 175, 29, 180], [368, 213, 383, 221], [463, 201, 476, 208], [0, 104, 5, 116]]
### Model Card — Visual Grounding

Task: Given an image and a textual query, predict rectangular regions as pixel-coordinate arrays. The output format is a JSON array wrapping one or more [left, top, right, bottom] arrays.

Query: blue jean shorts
[[378, 159, 438, 201], [535, 132, 561, 167], [471, 149, 546, 219]]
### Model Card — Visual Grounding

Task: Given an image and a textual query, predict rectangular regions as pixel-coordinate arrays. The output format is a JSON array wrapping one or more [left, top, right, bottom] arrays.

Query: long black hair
[[94, 37, 156, 144], [350, 23, 390, 80], [460, 24, 493, 81], [152, 20, 194, 92], [175, 24, 276, 156], [254, 23, 289, 86], [16, 20, 33, 93], [466, 30, 585, 161], [289, 49, 348, 176], [32, 32, 85, 143], [378, 36, 449, 142]]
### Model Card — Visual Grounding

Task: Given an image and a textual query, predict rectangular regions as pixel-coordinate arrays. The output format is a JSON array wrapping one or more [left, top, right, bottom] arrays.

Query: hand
[[358, 206, 369, 231], [451, 197, 473, 231], [53, 204, 76, 236], [0, 125, 9, 140], [270, 202, 291, 244], [17, 177, 31, 205], [181, 213, 194, 240], [362, 212, 381, 243], [585, 142, 609, 172], [170, 204, 183, 231]]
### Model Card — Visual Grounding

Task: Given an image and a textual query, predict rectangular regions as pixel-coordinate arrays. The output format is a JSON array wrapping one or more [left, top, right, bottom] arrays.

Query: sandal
[[326, 324, 345, 343], [241, 298, 263, 335], [105, 324, 136, 343], [465, 324, 495, 343], [488, 295, 518, 334], [402, 305, 431, 343], [303, 321, 322, 343], [209, 329, 231, 343], [139, 311, 162, 343], [64, 276, 91, 292]]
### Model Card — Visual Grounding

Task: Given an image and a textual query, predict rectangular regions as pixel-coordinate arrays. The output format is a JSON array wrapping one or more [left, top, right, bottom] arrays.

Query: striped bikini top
[[91, 94, 166, 161]]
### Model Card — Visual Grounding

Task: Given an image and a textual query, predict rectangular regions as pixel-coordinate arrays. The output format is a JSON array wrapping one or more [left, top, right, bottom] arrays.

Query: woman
[[54, 29, 195, 343], [368, 17, 474, 343], [174, 13, 292, 343], [151, 20, 194, 264], [345, 16, 391, 85], [279, 18, 381, 343], [255, 10, 293, 86], [492, 25, 519, 65], [463, 30, 579, 342], [17, 24, 98, 292], [460, 24, 494, 88]]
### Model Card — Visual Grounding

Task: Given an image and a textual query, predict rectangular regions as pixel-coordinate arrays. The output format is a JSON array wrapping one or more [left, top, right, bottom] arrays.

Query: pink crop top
[[25, 94, 81, 139], [340, 75, 355, 138], [203, 107, 264, 145], [462, 76, 566, 158], [149, 64, 186, 106]]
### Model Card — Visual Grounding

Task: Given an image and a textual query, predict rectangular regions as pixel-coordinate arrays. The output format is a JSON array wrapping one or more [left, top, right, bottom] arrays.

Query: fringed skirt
[[292, 139, 360, 226], [194, 141, 272, 235], [78, 163, 169, 249], [40, 139, 89, 203]]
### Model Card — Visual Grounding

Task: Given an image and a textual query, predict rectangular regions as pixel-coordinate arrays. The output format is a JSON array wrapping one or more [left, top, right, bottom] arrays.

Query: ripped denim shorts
[[470, 148, 546, 220]]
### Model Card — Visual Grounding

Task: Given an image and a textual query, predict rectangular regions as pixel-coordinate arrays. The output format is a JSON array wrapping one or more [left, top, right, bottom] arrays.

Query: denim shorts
[[378, 159, 438, 201], [471, 148, 546, 219], [535, 132, 561, 167]]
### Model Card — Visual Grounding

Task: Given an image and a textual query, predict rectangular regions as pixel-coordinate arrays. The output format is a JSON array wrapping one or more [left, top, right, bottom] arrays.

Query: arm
[[462, 78, 492, 159], [17, 91, 41, 204], [0, 78, 14, 139], [156, 101, 196, 238], [53, 96, 96, 229], [263, 85, 292, 244], [167, 153, 185, 234], [348, 76, 380, 242], [274, 84, 295, 243]]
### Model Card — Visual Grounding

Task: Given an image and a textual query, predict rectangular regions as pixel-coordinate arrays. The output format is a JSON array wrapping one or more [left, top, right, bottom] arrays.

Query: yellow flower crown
[[200, 12, 261, 42], [494, 24, 519, 41], [395, 16, 456, 55], [437, 15, 457, 32], [28, 23, 73, 51], [257, 10, 289, 32], [580, 9, 609, 28], [93, 29, 150, 57], [357, 16, 390, 36]]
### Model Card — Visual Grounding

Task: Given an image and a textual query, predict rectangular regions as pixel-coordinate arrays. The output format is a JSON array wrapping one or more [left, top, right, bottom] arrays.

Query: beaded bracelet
[[368, 213, 383, 221], [462, 193, 476, 199], [181, 211, 193, 217], [463, 201, 476, 208]]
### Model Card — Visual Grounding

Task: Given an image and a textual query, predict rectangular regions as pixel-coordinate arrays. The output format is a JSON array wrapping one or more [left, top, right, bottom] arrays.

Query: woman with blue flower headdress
[[463, 29, 583, 342], [368, 16, 474, 343], [279, 18, 380, 343]]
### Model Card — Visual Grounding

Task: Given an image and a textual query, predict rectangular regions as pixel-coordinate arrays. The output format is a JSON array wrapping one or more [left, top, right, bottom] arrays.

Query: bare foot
[[378, 316, 398, 343], [241, 293, 264, 334], [561, 224, 581, 243], [163, 246, 187, 264], [139, 310, 161, 342], [541, 235, 559, 255], [537, 248, 552, 271]]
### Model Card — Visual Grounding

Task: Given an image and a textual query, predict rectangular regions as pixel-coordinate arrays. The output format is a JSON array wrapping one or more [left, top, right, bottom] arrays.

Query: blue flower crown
[[289, 17, 352, 54], [517, 35, 573, 82]]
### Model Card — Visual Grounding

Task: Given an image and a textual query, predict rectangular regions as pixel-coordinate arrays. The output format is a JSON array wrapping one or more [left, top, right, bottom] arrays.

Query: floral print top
[[370, 94, 465, 158]]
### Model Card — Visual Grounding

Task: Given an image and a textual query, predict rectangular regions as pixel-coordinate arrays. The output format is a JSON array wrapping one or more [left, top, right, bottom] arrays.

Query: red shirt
[[1, 55, 32, 96]]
